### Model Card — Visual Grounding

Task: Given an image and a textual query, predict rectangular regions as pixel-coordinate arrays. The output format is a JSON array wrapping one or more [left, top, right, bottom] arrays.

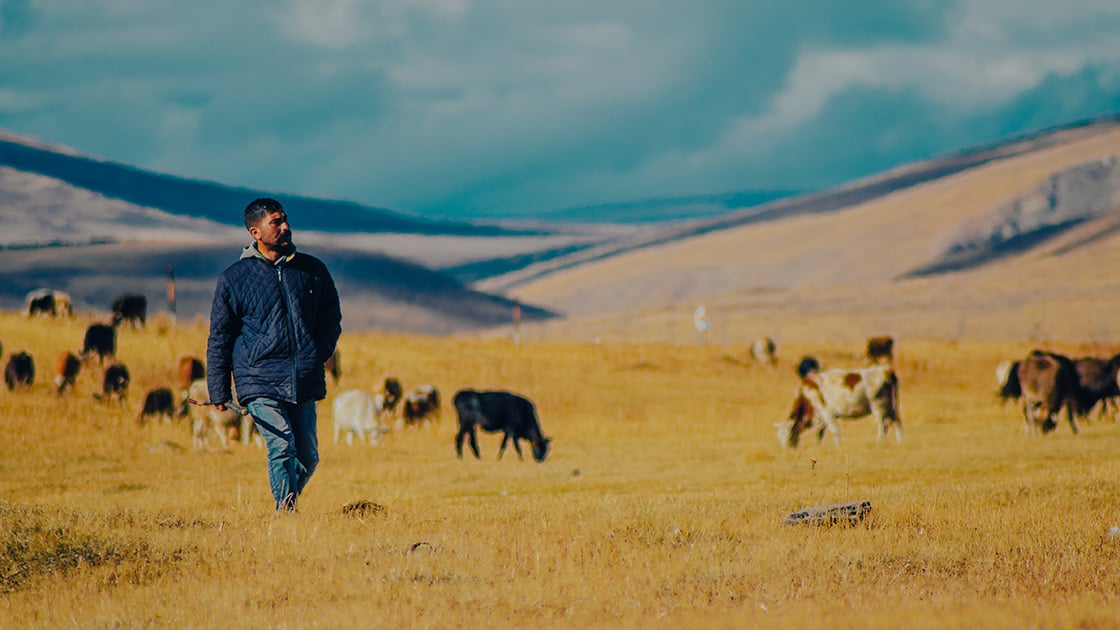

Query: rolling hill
[[4, 114, 1120, 338], [503, 117, 1120, 344]]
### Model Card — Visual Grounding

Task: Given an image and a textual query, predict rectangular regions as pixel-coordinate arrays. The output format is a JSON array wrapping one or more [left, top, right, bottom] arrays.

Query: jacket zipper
[[277, 264, 299, 403]]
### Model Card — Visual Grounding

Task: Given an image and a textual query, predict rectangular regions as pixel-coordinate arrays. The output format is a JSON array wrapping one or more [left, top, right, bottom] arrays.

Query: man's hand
[[214, 403, 227, 412]]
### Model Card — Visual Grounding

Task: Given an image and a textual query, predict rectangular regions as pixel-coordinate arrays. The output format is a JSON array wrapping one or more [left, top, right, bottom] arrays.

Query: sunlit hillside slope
[[508, 126, 1120, 343]]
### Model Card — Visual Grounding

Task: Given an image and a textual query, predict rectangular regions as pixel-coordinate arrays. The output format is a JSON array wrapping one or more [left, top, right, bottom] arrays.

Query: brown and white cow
[[54, 351, 81, 395], [402, 384, 441, 427], [1016, 350, 1080, 435], [776, 365, 902, 448], [750, 337, 777, 367], [866, 336, 894, 364], [176, 356, 205, 391]]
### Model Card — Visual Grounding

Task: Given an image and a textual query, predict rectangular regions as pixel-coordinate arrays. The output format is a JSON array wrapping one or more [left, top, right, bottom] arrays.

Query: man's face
[[249, 210, 293, 253]]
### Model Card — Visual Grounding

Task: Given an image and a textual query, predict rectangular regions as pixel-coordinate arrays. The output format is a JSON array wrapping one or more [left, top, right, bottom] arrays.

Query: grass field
[[2, 311, 1120, 628]]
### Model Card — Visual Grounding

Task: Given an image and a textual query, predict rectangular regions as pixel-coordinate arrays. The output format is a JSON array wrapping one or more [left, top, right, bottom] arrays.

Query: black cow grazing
[[403, 385, 441, 426], [324, 349, 341, 386], [4, 352, 35, 391], [454, 389, 551, 462], [138, 387, 176, 424], [55, 351, 82, 395], [98, 363, 130, 404], [81, 323, 117, 363], [796, 356, 821, 379], [111, 293, 148, 329]]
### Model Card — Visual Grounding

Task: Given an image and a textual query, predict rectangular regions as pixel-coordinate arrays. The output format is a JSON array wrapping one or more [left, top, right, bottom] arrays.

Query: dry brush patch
[[2, 312, 1120, 627]]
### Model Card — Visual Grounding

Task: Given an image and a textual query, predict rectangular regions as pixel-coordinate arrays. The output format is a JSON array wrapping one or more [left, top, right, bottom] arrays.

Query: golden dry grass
[[2, 312, 1120, 628]]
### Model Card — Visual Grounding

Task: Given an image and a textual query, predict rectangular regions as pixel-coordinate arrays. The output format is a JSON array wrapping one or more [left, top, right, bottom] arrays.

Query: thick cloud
[[1, 1, 1118, 217]]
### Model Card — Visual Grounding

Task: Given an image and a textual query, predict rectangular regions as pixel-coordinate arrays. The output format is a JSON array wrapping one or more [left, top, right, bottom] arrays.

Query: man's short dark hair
[[244, 198, 284, 230]]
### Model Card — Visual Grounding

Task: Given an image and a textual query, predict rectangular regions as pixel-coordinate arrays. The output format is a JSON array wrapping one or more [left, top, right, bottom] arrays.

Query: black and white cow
[[454, 389, 551, 462]]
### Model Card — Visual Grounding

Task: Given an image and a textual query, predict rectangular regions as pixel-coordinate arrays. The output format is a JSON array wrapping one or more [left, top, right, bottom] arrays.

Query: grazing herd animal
[[82, 324, 117, 363], [994, 348, 1120, 435], [382, 377, 403, 417], [866, 336, 894, 364], [98, 364, 131, 404], [54, 351, 81, 395], [138, 387, 176, 425], [332, 389, 388, 445], [111, 294, 148, 329], [24, 288, 72, 318], [9, 310, 1120, 465], [5, 352, 35, 391], [403, 385, 441, 426], [750, 337, 777, 367], [454, 389, 551, 462], [776, 363, 902, 448]]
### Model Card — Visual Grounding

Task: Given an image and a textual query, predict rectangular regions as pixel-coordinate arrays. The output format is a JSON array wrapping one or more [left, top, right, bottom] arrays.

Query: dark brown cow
[[1016, 350, 1080, 435], [54, 351, 81, 395], [866, 336, 894, 364], [1070, 355, 1120, 421], [382, 377, 403, 417], [111, 294, 147, 329], [4, 352, 35, 391]]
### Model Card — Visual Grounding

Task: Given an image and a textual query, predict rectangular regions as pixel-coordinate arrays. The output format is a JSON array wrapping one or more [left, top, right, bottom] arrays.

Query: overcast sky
[[2, 1, 1119, 219]]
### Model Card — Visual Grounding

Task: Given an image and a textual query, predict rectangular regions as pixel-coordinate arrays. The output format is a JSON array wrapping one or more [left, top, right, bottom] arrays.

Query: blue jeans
[[247, 398, 319, 511]]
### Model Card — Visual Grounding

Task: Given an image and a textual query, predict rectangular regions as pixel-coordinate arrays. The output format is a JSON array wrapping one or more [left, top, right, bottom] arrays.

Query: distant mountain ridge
[[0, 133, 519, 237], [477, 114, 1120, 294]]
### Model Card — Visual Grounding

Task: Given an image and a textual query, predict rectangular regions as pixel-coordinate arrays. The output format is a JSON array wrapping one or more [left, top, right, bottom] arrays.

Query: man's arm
[[315, 266, 342, 362], [206, 273, 240, 406]]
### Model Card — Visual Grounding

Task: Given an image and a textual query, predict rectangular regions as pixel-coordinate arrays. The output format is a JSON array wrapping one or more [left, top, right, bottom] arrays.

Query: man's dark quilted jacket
[[207, 245, 342, 406]]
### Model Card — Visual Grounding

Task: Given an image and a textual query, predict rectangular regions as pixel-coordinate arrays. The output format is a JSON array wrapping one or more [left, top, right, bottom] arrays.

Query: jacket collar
[[241, 243, 296, 267]]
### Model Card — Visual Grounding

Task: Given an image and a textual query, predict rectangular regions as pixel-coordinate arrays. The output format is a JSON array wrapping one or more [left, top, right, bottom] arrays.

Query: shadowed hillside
[[908, 156, 1120, 276], [0, 132, 523, 237], [0, 242, 553, 334]]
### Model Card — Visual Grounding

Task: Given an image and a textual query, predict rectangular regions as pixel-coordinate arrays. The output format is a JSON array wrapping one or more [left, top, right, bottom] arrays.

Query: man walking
[[207, 198, 342, 512]]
